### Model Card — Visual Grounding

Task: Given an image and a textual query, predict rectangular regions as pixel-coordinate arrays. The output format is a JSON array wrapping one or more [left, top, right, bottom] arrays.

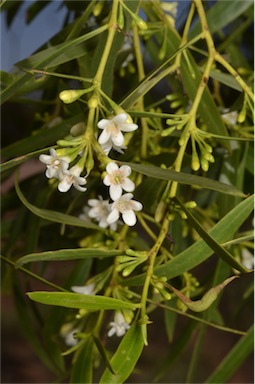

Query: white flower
[[98, 113, 138, 147], [86, 196, 117, 231], [100, 139, 126, 155], [221, 110, 238, 126], [39, 148, 69, 179], [63, 329, 79, 346], [71, 283, 95, 295], [58, 164, 87, 193], [107, 193, 143, 227], [103, 162, 135, 201], [241, 248, 254, 270], [108, 311, 130, 337]]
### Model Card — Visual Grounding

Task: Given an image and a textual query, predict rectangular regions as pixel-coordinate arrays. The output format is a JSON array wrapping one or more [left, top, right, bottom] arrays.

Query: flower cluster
[[39, 149, 87, 193], [40, 113, 142, 228]]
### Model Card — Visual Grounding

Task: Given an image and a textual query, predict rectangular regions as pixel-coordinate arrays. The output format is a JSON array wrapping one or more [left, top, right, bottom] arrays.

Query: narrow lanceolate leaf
[[123, 162, 246, 197], [15, 178, 100, 230], [27, 292, 140, 311], [1, 114, 82, 159], [125, 195, 254, 286], [1, 25, 108, 104], [100, 323, 144, 384], [17, 248, 122, 266], [175, 198, 249, 273], [170, 276, 238, 313], [0, 147, 53, 173], [190, 0, 253, 37], [205, 324, 254, 383], [70, 337, 94, 384]]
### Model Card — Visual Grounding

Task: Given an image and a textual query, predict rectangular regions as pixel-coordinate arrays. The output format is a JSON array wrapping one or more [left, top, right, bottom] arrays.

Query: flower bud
[[154, 200, 167, 223], [201, 157, 209, 172], [118, 4, 125, 29], [93, 1, 104, 17], [70, 122, 85, 136], [191, 153, 200, 171], [135, 16, 147, 30], [59, 89, 88, 104], [185, 201, 197, 209], [88, 95, 99, 108]]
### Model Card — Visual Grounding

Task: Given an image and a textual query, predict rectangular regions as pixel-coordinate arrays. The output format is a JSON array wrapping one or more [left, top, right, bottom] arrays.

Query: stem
[[215, 52, 254, 101], [175, 2, 196, 68], [93, 0, 119, 87], [132, 23, 150, 159], [140, 216, 170, 321]]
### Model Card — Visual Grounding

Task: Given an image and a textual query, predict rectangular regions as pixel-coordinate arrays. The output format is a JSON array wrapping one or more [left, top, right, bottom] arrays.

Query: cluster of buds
[[115, 249, 148, 277], [190, 129, 215, 172]]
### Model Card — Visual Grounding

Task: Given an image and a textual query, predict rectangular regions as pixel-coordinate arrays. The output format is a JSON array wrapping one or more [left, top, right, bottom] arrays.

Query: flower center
[[53, 159, 61, 168], [116, 199, 132, 213], [106, 122, 119, 137], [110, 170, 124, 185]]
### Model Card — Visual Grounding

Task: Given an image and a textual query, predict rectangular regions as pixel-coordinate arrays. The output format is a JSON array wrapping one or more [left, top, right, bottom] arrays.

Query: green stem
[[1, 255, 67, 292], [215, 52, 254, 101], [140, 217, 170, 322], [132, 23, 149, 159], [93, 0, 119, 87]]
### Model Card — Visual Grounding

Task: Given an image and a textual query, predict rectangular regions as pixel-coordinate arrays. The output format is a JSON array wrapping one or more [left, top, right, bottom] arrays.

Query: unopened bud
[[60, 89, 90, 104], [155, 200, 167, 223], [93, 1, 104, 17], [185, 201, 197, 209], [237, 107, 246, 123], [191, 153, 200, 171], [201, 158, 209, 171]]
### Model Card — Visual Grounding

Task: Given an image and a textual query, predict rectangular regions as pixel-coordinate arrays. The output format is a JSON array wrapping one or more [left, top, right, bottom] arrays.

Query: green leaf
[[205, 324, 254, 383], [126, 195, 254, 286], [70, 337, 94, 384], [1, 25, 107, 104], [17, 248, 123, 266], [123, 162, 246, 197], [1, 115, 82, 159], [15, 177, 100, 230], [0, 147, 53, 173], [13, 284, 65, 375], [175, 198, 248, 272], [100, 323, 144, 383], [27, 291, 139, 311], [190, 0, 254, 37], [207, 69, 242, 91], [93, 335, 115, 374]]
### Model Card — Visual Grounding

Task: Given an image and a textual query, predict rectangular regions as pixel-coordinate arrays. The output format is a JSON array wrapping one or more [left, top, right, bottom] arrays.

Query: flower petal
[[131, 200, 143, 211], [107, 209, 120, 224], [45, 168, 58, 179], [106, 162, 118, 173], [39, 154, 52, 164], [120, 123, 138, 132], [122, 178, 135, 192], [112, 131, 124, 146], [109, 184, 122, 201], [122, 210, 137, 226], [113, 113, 128, 124], [119, 165, 131, 177], [58, 180, 72, 192], [103, 175, 111, 186], [98, 129, 111, 145], [97, 119, 110, 129]]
